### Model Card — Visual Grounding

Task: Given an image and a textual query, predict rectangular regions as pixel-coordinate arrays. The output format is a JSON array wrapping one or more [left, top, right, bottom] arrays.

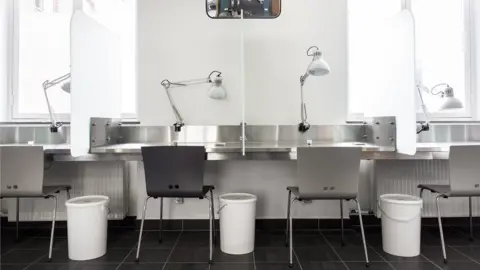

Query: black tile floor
[[2, 225, 480, 270]]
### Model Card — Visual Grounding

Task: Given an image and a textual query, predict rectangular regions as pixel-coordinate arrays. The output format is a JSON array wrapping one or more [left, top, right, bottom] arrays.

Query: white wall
[[133, 0, 354, 220], [0, 0, 10, 122], [473, 0, 480, 120], [138, 0, 347, 126], [0, 1, 11, 215]]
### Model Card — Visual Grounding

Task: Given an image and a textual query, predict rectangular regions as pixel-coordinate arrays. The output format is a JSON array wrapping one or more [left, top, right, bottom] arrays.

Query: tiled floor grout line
[[161, 231, 183, 270], [113, 230, 151, 270], [292, 249, 303, 270], [112, 246, 136, 270], [450, 226, 480, 243], [366, 244, 396, 269], [7, 227, 480, 269], [23, 254, 50, 270], [317, 229, 350, 270], [418, 254, 443, 270], [0, 247, 17, 257], [448, 245, 480, 265], [252, 249, 257, 270], [434, 226, 480, 264]]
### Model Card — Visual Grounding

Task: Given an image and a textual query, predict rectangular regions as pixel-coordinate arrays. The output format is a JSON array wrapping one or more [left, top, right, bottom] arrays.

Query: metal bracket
[[90, 118, 123, 148], [364, 117, 396, 148]]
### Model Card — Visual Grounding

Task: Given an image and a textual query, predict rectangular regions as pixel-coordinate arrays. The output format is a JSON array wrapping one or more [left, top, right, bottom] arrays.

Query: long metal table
[[2, 117, 480, 161]]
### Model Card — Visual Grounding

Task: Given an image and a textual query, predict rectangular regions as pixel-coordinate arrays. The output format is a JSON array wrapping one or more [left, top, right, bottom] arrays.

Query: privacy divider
[[70, 11, 122, 157]]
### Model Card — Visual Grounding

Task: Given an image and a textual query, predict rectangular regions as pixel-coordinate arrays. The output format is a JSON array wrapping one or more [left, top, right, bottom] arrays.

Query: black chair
[[135, 146, 216, 264]]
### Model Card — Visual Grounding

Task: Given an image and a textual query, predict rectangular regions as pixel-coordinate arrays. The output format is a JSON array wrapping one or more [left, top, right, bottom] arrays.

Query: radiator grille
[[8, 162, 128, 221], [374, 160, 479, 217]]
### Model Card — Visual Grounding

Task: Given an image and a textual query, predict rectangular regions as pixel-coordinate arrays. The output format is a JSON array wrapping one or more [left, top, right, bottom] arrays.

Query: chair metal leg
[[419, 189, 425, 217], [16, 198, 20, 241], [469, 197, 474, 241], [340, 200, 345, 246], [285, 190, 292, 246], [207, 196, 213, 265], [47, 195, 58, 262], [354, 199, 369, 267], [159, 198, 163, 243], [136, 196, 151, 262], [435, 195, 448, 264], [288, 198, 296, 268], [210, 189, 217, 245]]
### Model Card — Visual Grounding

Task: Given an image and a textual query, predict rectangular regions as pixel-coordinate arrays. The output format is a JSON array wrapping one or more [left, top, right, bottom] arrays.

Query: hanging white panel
[[390, 10, 416, 155], [365, 10, 416, 155], [70, 11, 121, 157]]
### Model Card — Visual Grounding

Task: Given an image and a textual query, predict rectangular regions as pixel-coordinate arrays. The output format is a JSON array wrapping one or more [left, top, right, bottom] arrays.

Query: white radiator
[[374, 160, 479, 217], [8, 162, 128, 221]]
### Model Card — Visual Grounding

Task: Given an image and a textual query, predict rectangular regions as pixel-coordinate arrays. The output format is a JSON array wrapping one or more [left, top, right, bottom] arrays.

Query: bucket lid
[[66, 195, 109, 208], [219, 193, 257, 204], [380, 194, 422, 205]]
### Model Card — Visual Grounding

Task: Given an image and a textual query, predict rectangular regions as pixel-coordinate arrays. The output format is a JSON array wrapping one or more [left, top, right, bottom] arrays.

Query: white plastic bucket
[[218, 193, 257, 255], [379, 194, 423, 257], [66, 195, 109, 261]]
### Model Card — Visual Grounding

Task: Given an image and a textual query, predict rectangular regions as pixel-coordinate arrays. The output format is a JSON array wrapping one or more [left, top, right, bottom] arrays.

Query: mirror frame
[[206, 0, 282, 19]]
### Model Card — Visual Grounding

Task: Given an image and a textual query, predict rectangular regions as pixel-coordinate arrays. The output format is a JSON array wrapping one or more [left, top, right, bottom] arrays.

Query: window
[[411, 0, 469, 115], [348, 0, 402, 115], [11, 0, 136, 120], [348, 0, 472, 118]]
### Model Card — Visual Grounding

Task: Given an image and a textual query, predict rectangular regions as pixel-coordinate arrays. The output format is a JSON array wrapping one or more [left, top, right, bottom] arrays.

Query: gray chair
[[136, 146, 216, 264], [418, 145, 480, 264], [286, 147, 369, 268], [0, 146, 71, 261]]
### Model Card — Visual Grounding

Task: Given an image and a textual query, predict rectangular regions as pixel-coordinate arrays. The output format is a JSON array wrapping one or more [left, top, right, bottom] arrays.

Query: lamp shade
[[440, 97, 463, 110], [308, 51, 330, 76], [439, 86, 463, 110], [208, 77, 227, 100], [61, 82, 71, 93]]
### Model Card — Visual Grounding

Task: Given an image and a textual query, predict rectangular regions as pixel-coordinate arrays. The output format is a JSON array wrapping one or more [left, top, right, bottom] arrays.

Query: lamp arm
[[164, 70, 221, 89], [299, 75, 310, 132], [167, 78, 210, 88], [416, 85, 430, 134], [43, 85, 58, 130], [163, 85, 184, 125], [300, 70, 309, 87], [42, 73, 70, 132], [160, 71, 222, 132], [43, 73, 71, 89]]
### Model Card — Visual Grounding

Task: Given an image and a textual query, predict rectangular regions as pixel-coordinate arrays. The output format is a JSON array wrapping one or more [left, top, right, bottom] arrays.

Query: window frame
[[347, 0, 475, 122], [8, 0, 137, 122]]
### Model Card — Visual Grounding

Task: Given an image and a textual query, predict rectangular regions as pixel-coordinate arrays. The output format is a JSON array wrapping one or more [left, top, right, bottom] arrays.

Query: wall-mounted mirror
[[206, 0, 281, 19]]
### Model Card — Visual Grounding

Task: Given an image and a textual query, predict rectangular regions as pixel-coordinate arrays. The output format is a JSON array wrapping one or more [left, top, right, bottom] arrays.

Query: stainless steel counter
[[2, 117, 480, 161], [32, 142, 479, 161]]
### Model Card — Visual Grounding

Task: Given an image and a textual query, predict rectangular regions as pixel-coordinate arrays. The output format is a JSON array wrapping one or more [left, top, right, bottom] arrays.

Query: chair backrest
[[141, 146, 206, 198], [449, 145, 480, 196], [0, 146, 45, 197], [297, 147, 361, 199]]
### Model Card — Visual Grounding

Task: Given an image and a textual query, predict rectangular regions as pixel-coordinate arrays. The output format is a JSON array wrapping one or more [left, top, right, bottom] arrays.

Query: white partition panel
[[390, 10, 417, 155], [365, 10, 416, 155], [70, 11, 121, 157]]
